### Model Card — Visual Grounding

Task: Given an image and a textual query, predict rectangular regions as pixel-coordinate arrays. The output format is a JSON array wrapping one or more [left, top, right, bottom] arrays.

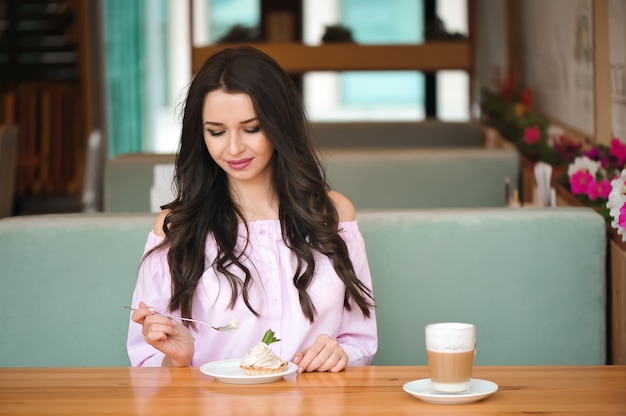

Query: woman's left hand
[[293, 334, 348, 373]]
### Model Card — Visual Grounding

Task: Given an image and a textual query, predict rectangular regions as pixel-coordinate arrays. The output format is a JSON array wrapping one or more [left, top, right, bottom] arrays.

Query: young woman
[[127, 46, 377, 373]]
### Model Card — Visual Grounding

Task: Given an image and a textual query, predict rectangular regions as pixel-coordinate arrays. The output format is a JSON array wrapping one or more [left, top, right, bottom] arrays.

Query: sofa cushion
[[359, 208, 606, 365]]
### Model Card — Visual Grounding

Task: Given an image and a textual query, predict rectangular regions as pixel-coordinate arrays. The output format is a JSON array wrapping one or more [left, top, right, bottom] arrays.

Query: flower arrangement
[[480, 84, 542, 146], [479, 72, 626, 232], [607, 170, 626, 241], [480, 75, 579, 166], [604, 139, 626, 240], [517, 124, 582, 166], [562, 138, 626, 221]]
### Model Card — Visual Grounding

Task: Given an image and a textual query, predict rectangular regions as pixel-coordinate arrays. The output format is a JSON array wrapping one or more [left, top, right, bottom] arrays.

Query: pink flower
[[587, 178, 611, 200], [610, 138, 626, 166], [619, 203, 626, 229], [584, 147, 601, 159], [523, 125, 541, 145], [569, 170, 595, 195]]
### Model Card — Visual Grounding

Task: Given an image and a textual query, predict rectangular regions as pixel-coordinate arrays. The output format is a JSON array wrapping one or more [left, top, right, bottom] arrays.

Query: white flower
[[547, 125, 565, 137], [567, 156, 600, 178], [607, 169, 626, 242], [546, 125, 564, 147]]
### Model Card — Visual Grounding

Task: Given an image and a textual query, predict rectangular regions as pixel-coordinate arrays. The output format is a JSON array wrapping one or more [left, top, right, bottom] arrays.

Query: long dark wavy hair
[[146, 46, 374, 326]]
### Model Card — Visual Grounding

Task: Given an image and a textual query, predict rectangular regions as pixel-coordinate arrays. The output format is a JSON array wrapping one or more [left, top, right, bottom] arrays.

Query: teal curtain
[[102, 0, 144, 158]]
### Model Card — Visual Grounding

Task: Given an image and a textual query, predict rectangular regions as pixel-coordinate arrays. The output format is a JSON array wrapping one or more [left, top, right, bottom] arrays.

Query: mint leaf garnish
[[261, 329, 281, 345]]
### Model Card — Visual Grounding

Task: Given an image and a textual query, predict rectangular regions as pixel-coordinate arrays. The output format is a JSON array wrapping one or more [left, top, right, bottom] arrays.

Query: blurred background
[[0, 0, 623, 215]]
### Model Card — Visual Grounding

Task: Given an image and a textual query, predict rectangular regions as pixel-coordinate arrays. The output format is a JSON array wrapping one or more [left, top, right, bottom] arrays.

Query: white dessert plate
[[200, 359, 298, 384], [403, 378, 498, 405]]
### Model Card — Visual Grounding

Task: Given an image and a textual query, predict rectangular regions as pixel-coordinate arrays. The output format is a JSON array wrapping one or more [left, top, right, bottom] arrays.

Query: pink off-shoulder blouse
[[127, 220, 378, 367]]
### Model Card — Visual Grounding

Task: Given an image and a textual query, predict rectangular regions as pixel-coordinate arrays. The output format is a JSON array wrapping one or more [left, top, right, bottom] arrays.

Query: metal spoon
[[124, 306, 239, 331]]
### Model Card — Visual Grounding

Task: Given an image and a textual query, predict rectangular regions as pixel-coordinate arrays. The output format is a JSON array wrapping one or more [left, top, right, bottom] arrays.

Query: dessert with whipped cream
[[240, 329, 288, 375]]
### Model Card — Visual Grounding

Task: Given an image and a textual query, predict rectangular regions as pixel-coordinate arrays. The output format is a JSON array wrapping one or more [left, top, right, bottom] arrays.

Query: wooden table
[[1, 366, 624, 415]]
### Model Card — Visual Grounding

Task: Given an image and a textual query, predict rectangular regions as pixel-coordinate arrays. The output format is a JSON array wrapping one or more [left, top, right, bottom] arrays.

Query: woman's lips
[[227, 158, 253, 170]]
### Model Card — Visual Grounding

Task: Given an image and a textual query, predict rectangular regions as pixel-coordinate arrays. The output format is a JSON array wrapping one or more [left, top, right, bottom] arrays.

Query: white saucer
[[403, 378, 498, 405], [200, 359, 298, 384]]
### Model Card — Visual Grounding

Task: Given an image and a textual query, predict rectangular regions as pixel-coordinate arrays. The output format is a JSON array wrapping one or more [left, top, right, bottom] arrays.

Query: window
[[133, 0, 468, 153], [436, 0, 469, 121], [303, 0, 425, 121]]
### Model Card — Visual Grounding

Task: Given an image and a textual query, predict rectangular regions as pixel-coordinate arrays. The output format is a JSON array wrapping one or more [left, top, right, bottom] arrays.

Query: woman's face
[[202, 89, 275, 186]]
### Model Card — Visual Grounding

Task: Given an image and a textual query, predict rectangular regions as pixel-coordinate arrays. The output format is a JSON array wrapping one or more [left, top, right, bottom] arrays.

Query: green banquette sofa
[[0, 207, 606, 367], [103, 122, 519, 212]]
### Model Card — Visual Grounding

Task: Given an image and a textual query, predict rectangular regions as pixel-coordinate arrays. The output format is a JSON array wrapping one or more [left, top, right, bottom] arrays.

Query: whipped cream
[[225, 318, 239, 331], [240, 342, 285, 369]]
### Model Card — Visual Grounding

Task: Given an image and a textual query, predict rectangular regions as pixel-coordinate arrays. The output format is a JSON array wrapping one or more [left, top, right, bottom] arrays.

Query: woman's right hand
[[131, 301, 195, 367]]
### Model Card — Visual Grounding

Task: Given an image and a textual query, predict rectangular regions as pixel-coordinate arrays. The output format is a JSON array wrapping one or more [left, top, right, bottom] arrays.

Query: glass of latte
[[425, 322, 476, 394]]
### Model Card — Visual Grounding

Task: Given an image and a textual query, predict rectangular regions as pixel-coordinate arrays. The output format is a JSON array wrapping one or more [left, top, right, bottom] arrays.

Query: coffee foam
[[425, 322, 475, 352]]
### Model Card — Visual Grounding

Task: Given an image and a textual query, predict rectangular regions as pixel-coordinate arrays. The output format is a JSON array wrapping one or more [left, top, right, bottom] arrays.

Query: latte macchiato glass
[[425, 322, 476, 394]]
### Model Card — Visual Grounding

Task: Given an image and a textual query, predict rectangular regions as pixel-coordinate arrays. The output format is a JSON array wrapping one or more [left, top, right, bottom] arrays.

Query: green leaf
[[261, 329, 281, 345]]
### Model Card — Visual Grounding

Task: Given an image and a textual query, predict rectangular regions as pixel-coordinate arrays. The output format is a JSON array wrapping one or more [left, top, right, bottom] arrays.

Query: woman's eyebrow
[[204, 121, 223, 127], [203, 117, 258, 127]]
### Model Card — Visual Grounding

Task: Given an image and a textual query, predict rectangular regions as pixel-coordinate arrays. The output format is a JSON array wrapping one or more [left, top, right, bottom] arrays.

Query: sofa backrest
[[0, 214, 154, 367], [360, 208, 606, 365], [310, 121, 486, 148], [322, 147, 519, 209], [0, 208, 606, 367], [104, 153, 175, 212], [104, 145, 519, 212]]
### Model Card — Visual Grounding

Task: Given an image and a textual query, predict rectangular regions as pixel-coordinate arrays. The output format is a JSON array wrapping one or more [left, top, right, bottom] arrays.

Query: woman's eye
[[245, 125, 261, 134], [208, 130, 225, 137]]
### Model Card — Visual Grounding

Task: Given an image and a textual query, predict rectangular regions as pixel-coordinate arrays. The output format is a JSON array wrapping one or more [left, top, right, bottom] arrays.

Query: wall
[[610, 0, 626, 141], [521, 0, 594, 137], [472, 0, 507, 94], [475, 0, 624, 145]]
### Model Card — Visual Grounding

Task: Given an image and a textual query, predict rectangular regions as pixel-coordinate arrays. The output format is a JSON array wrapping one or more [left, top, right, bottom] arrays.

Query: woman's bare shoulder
[[328, 190, 356, 222], [153, 209, 171, 236]]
